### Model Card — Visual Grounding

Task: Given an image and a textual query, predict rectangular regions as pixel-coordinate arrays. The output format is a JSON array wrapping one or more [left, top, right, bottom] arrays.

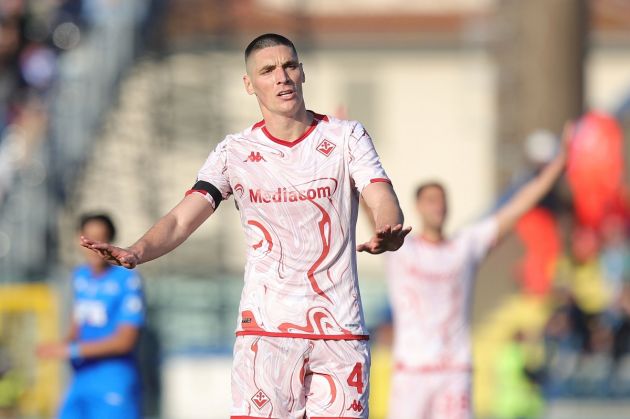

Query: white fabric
[[386, 218, 498, 368], [196, 113, 390, 339]]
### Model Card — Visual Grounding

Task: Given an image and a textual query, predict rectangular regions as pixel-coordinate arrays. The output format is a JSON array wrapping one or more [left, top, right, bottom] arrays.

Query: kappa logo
[[347, 399, 364, 413], [316, 139, 336, 156], [251, 389, 270, 409], [244, 151, 266, 162]]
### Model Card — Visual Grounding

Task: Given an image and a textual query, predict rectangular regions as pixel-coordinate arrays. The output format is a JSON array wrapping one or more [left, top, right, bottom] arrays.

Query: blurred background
[[0, 0, 629, 418]]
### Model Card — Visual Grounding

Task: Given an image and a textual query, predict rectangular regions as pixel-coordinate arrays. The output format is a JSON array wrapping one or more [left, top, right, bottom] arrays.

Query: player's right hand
[[80, 236, 140, 269], [356, 223, 412, 254]]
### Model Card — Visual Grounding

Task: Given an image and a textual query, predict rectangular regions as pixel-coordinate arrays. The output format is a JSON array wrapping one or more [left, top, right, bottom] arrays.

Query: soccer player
[[37, 213, 145, 419], [81, 33, 410, 418], [385, 125, 572, 419]]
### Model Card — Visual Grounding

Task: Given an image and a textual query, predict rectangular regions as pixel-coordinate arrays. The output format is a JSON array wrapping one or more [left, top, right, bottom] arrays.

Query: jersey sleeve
[[116, 272, 145, 328], [464, 217, 499, 261], [186, 137, 233, 209], [347, 121, 391, 194]]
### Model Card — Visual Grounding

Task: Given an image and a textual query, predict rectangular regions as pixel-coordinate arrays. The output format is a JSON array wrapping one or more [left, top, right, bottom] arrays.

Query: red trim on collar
[[252, 112, 329, 148]]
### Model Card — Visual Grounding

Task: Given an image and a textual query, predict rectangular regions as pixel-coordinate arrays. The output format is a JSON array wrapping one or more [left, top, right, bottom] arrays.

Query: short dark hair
[[415, 181, 446, 200], [78, 213, 116, 242], [245, 33, 298, 62]]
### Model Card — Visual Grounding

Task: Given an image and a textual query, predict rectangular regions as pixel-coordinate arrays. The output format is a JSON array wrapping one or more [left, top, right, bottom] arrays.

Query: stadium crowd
[[541, 213, 630, 399], [0, 0, 84, 205]]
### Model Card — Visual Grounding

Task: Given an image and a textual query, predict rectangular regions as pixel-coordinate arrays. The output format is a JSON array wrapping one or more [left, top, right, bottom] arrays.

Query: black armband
[[186, 180, 223, 209]]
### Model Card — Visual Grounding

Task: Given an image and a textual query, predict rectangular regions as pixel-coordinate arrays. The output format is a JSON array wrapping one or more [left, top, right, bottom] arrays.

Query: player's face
[[416, 186, 448, 230], [243, 45, 305, 118], [79, 220, 111, 270]]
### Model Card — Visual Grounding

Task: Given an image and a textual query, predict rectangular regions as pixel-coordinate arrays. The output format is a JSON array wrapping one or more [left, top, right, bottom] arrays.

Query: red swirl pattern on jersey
[[307, 200, 333, 303], [192, 113, 389, 340], [247, 220, 273, 254], [278, 306, 352, 335]]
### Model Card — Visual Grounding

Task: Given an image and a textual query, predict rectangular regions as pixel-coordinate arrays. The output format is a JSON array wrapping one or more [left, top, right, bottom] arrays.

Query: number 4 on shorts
[[347, 362, 364, 394]]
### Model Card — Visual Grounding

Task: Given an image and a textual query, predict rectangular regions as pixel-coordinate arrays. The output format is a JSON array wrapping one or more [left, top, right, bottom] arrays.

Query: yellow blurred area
[[369, 344, 393, 419], [0, 284, 61, 417], [473, 294, 550, 417], [367, 294, 551, 418]]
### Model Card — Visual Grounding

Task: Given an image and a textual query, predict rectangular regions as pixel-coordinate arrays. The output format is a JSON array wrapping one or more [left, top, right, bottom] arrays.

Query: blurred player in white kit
[[386, 124, 572, 418], [81, 33, 410, 418]]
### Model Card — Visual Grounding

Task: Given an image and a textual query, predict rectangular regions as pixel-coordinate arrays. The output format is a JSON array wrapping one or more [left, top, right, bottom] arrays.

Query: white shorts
[[388, 368, 472, 419], [231, 336, 370, 418]]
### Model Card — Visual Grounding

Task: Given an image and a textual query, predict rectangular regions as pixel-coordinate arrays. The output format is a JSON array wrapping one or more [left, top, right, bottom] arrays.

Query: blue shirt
[[71, 265, 145, 372]]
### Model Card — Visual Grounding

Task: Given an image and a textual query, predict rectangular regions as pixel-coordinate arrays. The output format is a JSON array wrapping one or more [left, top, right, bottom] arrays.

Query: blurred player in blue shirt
[[38, 213, 145, 419]]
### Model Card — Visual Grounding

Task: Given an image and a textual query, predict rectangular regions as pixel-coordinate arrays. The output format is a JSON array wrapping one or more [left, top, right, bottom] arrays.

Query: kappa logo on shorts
[[347, 399, 364, 413], [316, 139, 336, 156], [245, 151, 267, 162], [251, 389, 270, 409]]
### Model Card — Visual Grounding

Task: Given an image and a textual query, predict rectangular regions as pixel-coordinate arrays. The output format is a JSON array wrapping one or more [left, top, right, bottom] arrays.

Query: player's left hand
[[36, 342, 69, 360], [357, 224, 412, 254]]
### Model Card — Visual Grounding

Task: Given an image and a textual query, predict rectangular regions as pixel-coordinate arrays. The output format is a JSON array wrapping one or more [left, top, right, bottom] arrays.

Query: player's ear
[[243, 74, 255, 95], [300, 63, 305, 83]]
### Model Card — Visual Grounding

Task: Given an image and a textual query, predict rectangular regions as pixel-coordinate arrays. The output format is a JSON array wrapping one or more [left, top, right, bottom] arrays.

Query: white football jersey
[[189, 112, 390, 340], [385, 218, 498, 370]]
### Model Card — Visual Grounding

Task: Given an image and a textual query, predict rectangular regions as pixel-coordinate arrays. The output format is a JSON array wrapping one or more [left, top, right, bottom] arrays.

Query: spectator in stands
[[612, 284, 630, 396], [600, 214, 630, 304], [542, 288, 587, 398], [556, 226, 611, 315], [493, 330, 543, 419], [614, 284, 630, 360], [571, 314, 615, 397]]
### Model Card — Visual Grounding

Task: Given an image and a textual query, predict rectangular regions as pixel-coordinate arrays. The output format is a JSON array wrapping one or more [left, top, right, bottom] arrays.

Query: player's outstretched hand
[[357, 224, 412, 254], [80, 236, 139, 269]]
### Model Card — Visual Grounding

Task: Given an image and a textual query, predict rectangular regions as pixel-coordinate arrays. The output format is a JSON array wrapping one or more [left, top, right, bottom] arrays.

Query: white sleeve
[[347, 121, 391, 194], [464, 217, 499, 261], [187, 138, 233, 208]]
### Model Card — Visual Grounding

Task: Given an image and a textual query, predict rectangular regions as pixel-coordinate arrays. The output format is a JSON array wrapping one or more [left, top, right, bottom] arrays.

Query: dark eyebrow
[[282, 59, 299, 67], [259, 64, 276, 73]]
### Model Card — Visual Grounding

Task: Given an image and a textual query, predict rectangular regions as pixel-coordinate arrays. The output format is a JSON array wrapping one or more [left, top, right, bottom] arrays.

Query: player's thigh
[[306, 339, 370, 418], [58, 382, 84, 419], [231, 336, 310, 418], [79, 379, 142, 419], [430, 372, 472, 419], [83, 391, 142, 419], [388, 370, 472, 419], [387, 370, 430, 419]]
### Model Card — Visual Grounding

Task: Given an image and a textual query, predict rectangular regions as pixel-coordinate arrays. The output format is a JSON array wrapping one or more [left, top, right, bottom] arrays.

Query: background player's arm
[[81, 193, 214, 268], [37, 325, 140, 360], [495, 122, 572, 240], [357, 182, 411, 254], [74, 325, 140, 358], [64, 321, 78, 343]]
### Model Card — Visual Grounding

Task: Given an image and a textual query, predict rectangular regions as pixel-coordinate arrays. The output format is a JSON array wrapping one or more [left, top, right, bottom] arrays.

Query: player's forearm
[[128, 212, 193, 264], [497, 153, 565, 235], [74, 329, 139, 359], [75, 338, 133, 359], [128, 195, 215, 264], [64, 323, 78, 343], [362, 182, 404, 230], [371, 193, 404, 230]]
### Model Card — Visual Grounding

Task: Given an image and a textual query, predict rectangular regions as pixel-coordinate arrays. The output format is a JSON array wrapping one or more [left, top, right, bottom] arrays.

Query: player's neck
[[89, 263, 110, 276], [420, 228, 444, 243], [262, 106, 312, 142]]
